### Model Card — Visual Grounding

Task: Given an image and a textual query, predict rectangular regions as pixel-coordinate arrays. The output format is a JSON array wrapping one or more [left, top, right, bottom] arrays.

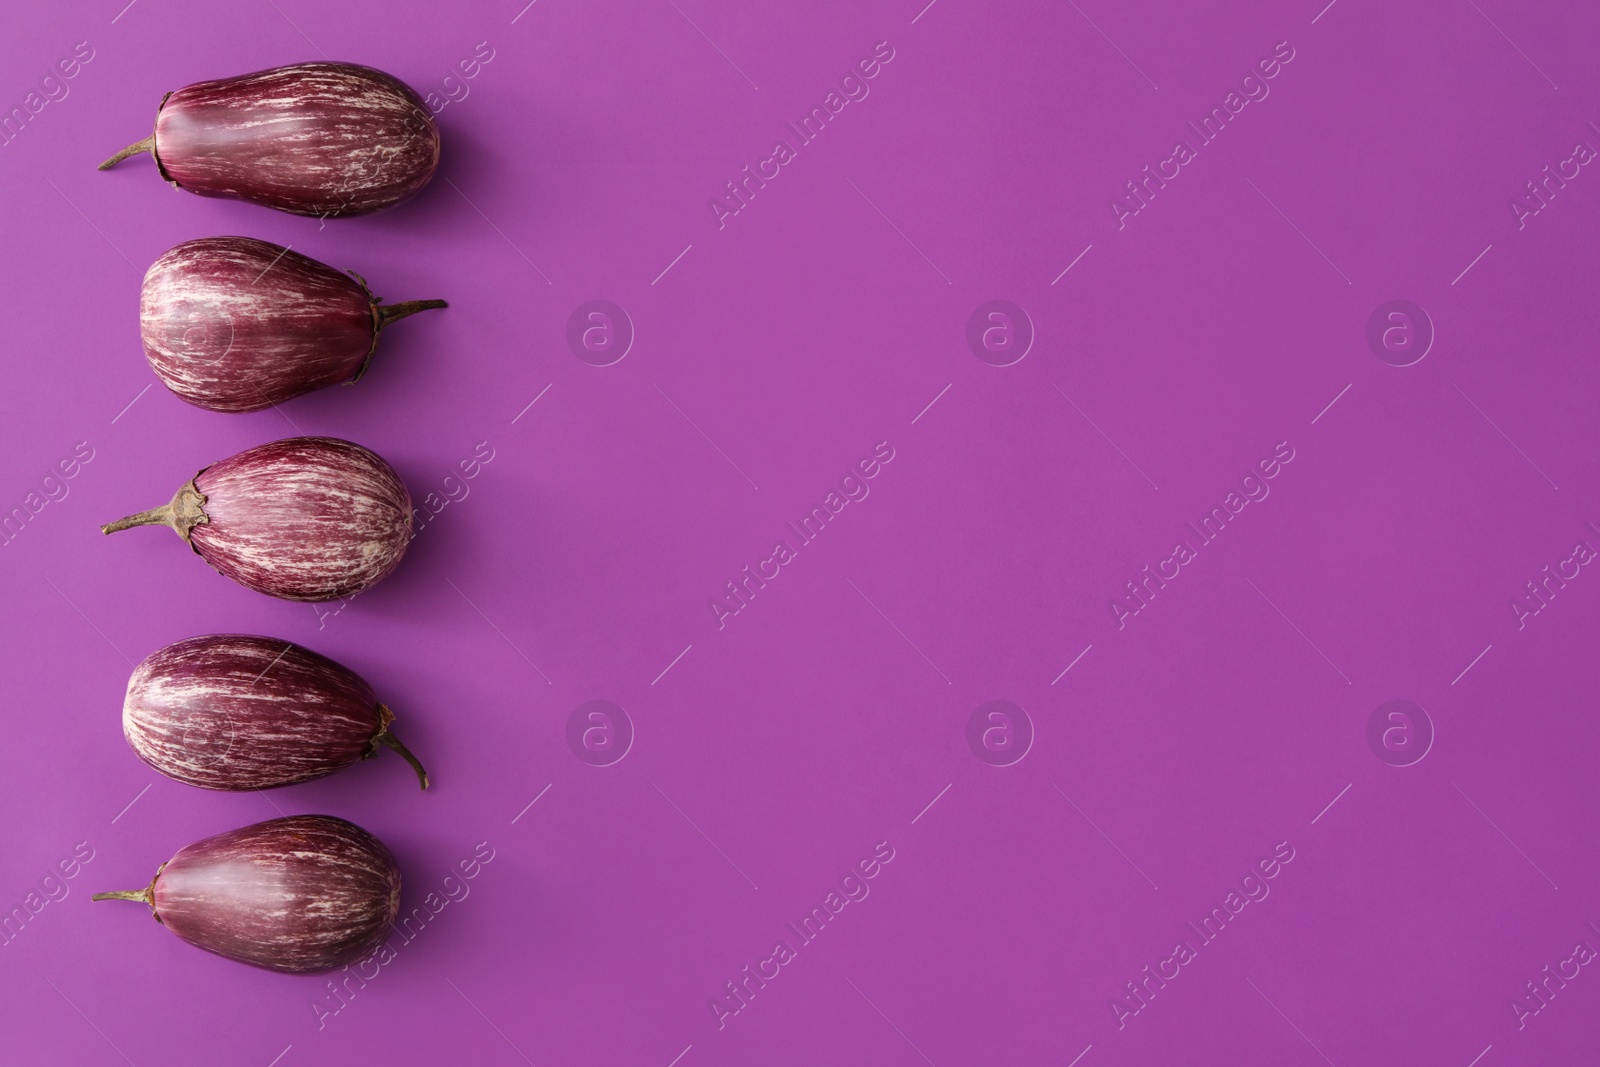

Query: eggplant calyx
[[366, 703, 430, 790], [100, 482, 208, 540]]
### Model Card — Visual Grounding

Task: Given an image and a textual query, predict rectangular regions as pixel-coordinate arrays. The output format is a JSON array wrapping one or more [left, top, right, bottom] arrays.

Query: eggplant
[[124, 634, 428, 791], [98, 62, 439, 217], [94, 815, 401, 974], [101, 436, 412, 602], [141, 237, 446, 413]]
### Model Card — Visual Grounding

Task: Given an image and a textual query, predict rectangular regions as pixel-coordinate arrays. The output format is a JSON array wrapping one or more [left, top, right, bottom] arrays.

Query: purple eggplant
[[125, 634, 428, 791], [141, 237, 446, 413], [94, 816, 401, 974], [98, 62, 439, 217], [101, 436, 412, 602]]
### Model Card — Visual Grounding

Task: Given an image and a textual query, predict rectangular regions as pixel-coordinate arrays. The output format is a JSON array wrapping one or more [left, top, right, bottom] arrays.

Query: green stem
[[92, 888, 153, 904], [100, 504, 173, 535], [371, 704, 429, 789], [376, 299, 448, 330], [98, 136, 155, 170], [100, 483, 207, 539]]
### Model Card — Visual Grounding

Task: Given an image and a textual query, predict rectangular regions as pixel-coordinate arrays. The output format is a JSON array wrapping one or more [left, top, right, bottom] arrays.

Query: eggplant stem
[[371, 704, 429, 789], [376, 299, 448, 330], [100, 482, 207, 539], [98, 136, 155, 170], [92, 888, 153, 904], [100, 504, 173, 535], [377, 731, 430, 790]]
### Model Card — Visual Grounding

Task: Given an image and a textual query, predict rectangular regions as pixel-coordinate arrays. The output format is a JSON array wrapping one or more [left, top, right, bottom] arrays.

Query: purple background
[[3, 0, 1599, 1064]]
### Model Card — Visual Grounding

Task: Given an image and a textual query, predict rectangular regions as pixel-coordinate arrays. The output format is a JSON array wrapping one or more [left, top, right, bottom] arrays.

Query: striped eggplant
[[97, 62, 439, 217], [93, 816, 401, 974], [141, 237, 446, 413], [101, 436, 412, 602], [125, 634, 428, 790]]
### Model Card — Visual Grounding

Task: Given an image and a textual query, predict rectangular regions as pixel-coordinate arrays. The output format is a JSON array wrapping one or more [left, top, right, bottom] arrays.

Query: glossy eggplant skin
[[124, 634, 427, 791], [140, 63, 439, 217], [101, 437, 413, 603], [98, 816, 401, 974], [139, 237, 445, 413]]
